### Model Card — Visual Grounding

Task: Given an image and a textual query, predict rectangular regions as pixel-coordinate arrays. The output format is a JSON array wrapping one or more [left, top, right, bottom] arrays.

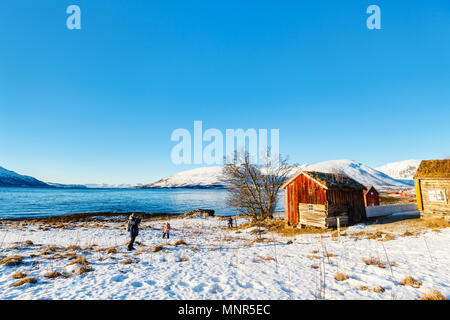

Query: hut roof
[[283, 170, 365, 190], [414, 159, 450, 179]]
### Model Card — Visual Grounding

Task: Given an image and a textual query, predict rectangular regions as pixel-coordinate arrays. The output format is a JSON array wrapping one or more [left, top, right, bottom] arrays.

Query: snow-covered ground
[[0, 216, 448, 300]]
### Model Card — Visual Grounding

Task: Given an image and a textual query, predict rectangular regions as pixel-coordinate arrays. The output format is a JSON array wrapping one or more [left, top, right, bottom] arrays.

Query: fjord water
[[0, 187, 236, 219]]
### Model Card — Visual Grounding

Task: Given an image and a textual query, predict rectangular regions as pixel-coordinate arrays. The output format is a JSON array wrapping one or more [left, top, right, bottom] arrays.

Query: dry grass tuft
[[258, 256, 275, 262], [23, 240, 34, 246], [362, 257, 385, 268], [64, 245, 80, 251], [366, 231, 384, 240], [73, 266, 94, 275], [400, 276, 422, 288], [13, 277, 38, 287], [152, 245, 164, 252], [383, 233, 396, 241], [67, 256, 90, 266], [44, 271, 62, 279], [372, 286, 385, 293], [324, 253, 335, 258], [40, 246, 57, 255], [105, 247, 117, 254], [358, 285, 369, 291], [174, 239, 188, 246], [0, 255, 24, 266], [120, 259, 139, 265], [84, 244, 97, 250], [335, 272, 349, 281], [11, 271, 27, 279], [419, 290, 448, 300], [402, 230, 416, 237]]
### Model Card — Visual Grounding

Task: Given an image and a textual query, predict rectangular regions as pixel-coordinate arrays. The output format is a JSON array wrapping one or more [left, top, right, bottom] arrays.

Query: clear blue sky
[[0, 0, 449, 185]]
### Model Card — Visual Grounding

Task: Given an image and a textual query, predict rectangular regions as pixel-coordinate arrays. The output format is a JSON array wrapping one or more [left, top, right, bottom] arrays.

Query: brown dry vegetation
[[335, 272, 349, 281], [120, 259, 139, 265], [40, 246, 57, 255], [362, 257, 385, 268], [13, 277, 37, 287], [64, 245, 80, 251], [105, 247, 117, 254], [258, 256, 275, 262], [73, 266, 93, 275], [44, 271, 62, 279], [11, 271, 27, 279], [67, 256, 90, 266], [379, 194, 416, 205], [174, 239, 188, 246], [400, 276, 422, 288], [372, 286, 385, 293], [0, 255, 23, 266], [419, 290, 448, 300], [153, 245, 164, 252], [237, 219, 329, 237]]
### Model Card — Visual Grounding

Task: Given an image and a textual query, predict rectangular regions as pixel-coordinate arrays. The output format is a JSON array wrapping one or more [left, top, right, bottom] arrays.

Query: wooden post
[[337, 217, 341, 243]]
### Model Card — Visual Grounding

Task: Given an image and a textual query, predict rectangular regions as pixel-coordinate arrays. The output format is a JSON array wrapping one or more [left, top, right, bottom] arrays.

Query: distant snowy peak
[[298, 159, 411, 189], [375, 160, 421, 180], [143, 160, 412, 189], [0, 166, 49, 188], [143, 166, 225, 188], [84, 183, 134, 189]]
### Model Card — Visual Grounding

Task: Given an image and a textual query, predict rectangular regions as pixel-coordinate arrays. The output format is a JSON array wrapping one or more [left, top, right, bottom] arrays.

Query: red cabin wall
[[284, 174, 326, 224], [364, 187, 380, 207]]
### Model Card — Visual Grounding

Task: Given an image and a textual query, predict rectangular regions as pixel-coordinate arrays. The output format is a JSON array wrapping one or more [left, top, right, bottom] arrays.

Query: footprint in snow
[[111, 275, 128, 282], [209, 284, 223, 293], [131, 281, 142, 288], [192, 283, 206, 292]]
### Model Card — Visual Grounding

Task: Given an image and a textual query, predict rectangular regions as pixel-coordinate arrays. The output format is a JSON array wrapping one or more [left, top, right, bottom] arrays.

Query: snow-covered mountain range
[[142, 159, 417, 190], [375, 159, 421, 180], [298, 160, 411, 189], [142, 166, 225, 189], [0, 166, 50, 188], [1, 159, 422, 190]]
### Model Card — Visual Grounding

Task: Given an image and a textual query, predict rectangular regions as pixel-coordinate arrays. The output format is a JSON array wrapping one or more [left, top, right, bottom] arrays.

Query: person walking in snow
[[162, 222, 171, 239], [127, 213, 141, 251], [228, 217, 234, 228]]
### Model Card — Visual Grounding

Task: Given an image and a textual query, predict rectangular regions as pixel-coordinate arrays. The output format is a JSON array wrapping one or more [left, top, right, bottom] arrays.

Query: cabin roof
[[414, 159, 450, 179], [282, 170, 365, 190], [364, 185, 377, 192]]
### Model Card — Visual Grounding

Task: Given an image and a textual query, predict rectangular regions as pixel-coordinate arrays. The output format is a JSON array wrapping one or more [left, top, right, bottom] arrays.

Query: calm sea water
[[0, 187, 240, 219]]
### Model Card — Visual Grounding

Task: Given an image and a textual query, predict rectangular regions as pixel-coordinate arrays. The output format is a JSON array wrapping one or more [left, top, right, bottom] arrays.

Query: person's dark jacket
[[128, 217, 141, 238]]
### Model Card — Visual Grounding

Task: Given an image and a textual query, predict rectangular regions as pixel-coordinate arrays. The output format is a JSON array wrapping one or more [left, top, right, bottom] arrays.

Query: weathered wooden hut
[[363, 186, 380, 207], [414, 159, 450, 217], [283, 171, 367, 228]]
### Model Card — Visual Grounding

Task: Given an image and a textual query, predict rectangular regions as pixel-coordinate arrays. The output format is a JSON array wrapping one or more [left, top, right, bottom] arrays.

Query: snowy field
[[0, 215, 448, 300]]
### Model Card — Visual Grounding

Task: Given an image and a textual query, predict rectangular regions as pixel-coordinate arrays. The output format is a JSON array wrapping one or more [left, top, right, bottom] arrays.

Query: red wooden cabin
[[363, 186, 380, 206], [283, 171, 367, 228]]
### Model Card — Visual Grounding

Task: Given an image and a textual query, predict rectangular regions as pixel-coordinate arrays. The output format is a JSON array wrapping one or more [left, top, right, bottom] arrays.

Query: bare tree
[[222, 150, 293, 226]]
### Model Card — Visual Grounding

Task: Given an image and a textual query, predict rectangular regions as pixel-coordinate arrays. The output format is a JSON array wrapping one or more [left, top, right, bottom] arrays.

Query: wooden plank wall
[[419, 179, 450, 216], [284, 174, 327, 224], [327, 189, 366, 223]]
